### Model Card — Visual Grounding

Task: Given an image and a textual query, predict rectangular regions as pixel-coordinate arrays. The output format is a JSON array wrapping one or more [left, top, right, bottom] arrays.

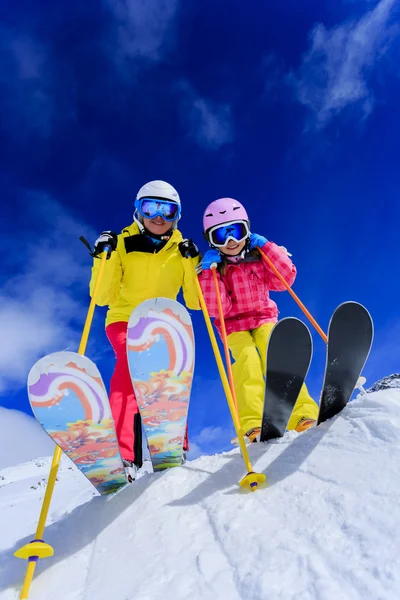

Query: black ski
[[318, 301, 373, 425], [260, 318, 312, 442]]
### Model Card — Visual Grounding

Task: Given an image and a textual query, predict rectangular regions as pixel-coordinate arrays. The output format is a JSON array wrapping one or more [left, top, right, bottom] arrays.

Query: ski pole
[[210, 267, 239, 415], [15, 247, 111, 600], [259, 248, 366, 394], [258, 248, 328, 343], [193, 268, 266, 491], [357, 376, 367, 395]]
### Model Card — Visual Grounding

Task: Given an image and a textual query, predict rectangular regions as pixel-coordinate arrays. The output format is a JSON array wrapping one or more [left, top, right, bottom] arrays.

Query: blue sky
[[1, 0, 399, 458]]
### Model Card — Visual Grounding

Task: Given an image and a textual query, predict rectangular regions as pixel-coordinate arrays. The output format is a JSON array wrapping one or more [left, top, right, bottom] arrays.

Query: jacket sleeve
[[181, 255, 201, 310], [261, 242, 297, 291], [89, 245, 123, 306], [198, 269, 232, 317]]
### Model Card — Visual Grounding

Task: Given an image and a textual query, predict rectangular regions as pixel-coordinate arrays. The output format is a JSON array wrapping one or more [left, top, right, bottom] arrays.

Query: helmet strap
[[133, 210, 145, 234]]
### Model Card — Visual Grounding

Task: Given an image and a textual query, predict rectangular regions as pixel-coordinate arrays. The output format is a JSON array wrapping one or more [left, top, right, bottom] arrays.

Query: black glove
[[179, 238, 200, 259], [93, 231, 118, 258]]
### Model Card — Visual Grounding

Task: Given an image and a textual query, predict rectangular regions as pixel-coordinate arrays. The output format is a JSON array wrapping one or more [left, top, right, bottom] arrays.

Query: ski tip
[[127, 297, 192, 329], [272, 317, 312, 338], [328, 300, 374, 343], [333, 301, 373, 321], [27, 351, 100, 387]]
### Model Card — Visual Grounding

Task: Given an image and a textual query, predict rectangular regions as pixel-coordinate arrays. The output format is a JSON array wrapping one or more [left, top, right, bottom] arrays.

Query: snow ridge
[[1, 388, 400, 600]]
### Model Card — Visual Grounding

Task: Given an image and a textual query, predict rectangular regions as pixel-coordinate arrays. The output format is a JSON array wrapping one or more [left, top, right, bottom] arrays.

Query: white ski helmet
[[137, 180, 181, 205], [134, 180, 181, 231]]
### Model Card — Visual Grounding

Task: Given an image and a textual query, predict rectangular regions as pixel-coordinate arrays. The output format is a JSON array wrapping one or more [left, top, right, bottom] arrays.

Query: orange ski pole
[[258, 248, 328, 343], [260, 249, 368, 396]]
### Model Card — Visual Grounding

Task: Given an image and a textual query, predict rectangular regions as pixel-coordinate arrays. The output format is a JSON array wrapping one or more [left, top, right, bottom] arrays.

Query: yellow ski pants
[[227, 323, 319, 434]]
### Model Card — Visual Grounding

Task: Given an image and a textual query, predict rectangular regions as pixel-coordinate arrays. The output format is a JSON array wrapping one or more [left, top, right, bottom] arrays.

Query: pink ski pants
[[106, 321, 189, 463]]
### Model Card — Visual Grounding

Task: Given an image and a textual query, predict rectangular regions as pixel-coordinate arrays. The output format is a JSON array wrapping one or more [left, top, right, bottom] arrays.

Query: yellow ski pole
[[15, 248, 110, 599], [210, 267, 239, 415], [193, 270, 266, 491]]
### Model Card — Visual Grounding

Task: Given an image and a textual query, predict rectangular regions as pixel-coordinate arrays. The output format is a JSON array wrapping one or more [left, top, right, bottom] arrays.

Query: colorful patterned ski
[[27, 351, 127, 495], [127, 298, 194, 471]]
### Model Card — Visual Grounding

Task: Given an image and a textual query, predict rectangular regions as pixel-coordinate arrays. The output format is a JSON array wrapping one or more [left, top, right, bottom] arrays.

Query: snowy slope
[[367, 373, 400, 392], [1, 389, 400, 600]]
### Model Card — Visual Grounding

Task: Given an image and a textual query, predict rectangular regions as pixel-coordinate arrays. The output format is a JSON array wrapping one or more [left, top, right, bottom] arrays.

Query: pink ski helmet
[[203, 198, 249, 232]]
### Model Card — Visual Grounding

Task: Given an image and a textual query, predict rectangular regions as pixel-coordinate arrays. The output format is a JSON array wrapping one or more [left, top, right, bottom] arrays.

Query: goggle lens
[[210, 221, 249, 246], [138, 198, 180, 221]]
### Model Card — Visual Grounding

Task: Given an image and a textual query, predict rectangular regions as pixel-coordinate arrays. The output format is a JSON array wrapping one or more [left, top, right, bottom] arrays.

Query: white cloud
[[179, 83, 234, 149], [191, 98, 234, 149], [1, 0, 180, 140], [0, 28, 76, 138], [0, 195, 95, 394], [292, 0, 398, 128], [0, 407, 55, 468], [11, 36, 47, 80], [187, 441, 202, 460], [193, 426, 227, 445], [188, 425, 234, 459], [106, 0, 179, 62]]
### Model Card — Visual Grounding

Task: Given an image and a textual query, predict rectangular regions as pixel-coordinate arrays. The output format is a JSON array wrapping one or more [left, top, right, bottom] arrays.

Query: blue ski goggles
[[207, 220, 250, 248], [135, 197, 181, 222]]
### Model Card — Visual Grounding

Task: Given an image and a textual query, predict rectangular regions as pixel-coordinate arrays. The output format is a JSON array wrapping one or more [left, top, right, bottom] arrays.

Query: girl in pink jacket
[[198, 197, 318, 442]]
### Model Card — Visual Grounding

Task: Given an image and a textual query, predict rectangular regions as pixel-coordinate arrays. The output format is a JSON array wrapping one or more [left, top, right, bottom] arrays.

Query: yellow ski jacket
[[89, 223, 200, 326]]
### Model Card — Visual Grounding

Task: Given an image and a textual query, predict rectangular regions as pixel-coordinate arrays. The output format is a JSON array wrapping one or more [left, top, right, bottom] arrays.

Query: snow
[[1, 389, 400, 600], [367, 373, 400, 392]]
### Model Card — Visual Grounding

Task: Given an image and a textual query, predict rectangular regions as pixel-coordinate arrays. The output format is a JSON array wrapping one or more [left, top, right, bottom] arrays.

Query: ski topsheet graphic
[[28, 351, 127, 494], [127, 298, 194, 471]]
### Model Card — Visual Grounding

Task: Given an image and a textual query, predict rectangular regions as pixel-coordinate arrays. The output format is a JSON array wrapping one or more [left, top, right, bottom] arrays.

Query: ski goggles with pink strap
[[206, 220, 250, 248], [135, 197, 181, 222]]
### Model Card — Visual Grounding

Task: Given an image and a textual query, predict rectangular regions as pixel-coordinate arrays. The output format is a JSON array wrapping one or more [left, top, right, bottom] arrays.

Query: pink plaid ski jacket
[[198, 242, 296, 336]]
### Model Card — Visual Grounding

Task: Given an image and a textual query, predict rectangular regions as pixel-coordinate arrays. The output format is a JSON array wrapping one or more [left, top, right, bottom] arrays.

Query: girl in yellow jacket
[[89, 180, 199, 480]]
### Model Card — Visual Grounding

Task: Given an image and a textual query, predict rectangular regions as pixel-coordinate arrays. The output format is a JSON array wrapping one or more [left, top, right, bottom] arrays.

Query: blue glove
[[249, 233, 268, 251], [201, 249, 222, 270]]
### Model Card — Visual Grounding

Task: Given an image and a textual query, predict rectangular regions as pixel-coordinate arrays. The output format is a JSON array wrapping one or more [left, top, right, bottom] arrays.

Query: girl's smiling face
[[221, 238, 247, 256]]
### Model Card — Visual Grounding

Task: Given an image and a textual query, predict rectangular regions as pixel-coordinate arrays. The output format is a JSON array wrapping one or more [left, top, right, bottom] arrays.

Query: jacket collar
[[122, 222, 183, 251]]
